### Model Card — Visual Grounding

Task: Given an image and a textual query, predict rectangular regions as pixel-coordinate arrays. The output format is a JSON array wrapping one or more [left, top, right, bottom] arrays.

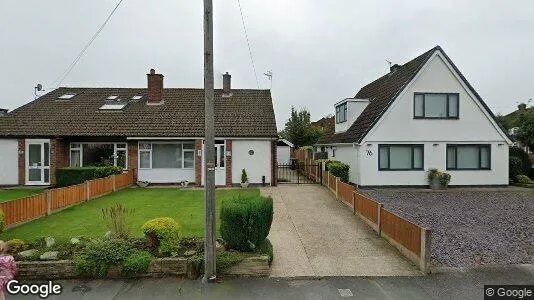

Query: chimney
[[147, 68, 164, 104], [0, 109, 7, 116], [518, 103, 527, 111], [390, 64, 400, 73], [223, 72, 231, 94]]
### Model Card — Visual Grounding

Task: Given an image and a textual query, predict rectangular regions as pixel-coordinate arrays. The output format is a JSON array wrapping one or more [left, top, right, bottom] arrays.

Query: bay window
[[446, 144, 491, 170], [378, 144, 424, 170], [139, 142, 195, 169], [69, 143, 127, 169]]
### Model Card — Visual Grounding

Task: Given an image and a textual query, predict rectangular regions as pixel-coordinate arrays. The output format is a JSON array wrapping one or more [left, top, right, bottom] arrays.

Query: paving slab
[[263, 185, 420, 277]]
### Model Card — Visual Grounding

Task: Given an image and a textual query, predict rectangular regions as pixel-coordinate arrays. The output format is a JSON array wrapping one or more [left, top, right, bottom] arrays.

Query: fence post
[[377, 203, 382, 236], [352, 191, 356, 214], [420, 228, 431, 274], [335, 177, 339, 199], [112, 174, 117, 192], [85, 180, 91, 201], [46, 190, 52, 216], [327, 171, 329, 187]]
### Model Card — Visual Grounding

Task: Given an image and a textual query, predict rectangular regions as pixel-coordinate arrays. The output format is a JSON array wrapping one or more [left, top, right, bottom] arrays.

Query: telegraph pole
[[203, 0, 216, 282]]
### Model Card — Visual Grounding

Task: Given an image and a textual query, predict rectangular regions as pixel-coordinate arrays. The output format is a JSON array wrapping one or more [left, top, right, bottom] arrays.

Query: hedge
[[327, 161, 350, 183], [56, 166, 123, 187], [509, 146, 531, 176], [220, 195, 273, 252]]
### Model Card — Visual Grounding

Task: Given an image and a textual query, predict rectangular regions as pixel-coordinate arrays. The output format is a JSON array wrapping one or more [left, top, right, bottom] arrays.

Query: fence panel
[[51, 183, 86, 210], [90, 177, 114, 198], [328, 173, 336, 192], [116, 171, 134, 189], [380, 208, 422, 256], [322, 171, 329, 186], [354, 192, 379, 224], [337, 181, 354, 204], [0, 194, 47, 226]]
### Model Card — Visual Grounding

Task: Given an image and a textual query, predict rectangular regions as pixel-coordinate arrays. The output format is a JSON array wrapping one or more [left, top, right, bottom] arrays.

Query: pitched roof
[[318, 46, 437, 144], [311, 116, 335, 136], [0, 87, 277, 138]]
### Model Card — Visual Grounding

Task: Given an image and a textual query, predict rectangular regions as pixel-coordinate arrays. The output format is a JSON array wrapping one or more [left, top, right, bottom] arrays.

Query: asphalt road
[[7, 265, 534, 300]]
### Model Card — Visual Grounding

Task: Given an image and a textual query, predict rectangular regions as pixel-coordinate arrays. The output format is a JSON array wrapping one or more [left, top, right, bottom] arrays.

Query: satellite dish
[[35, 84, 43, 91]]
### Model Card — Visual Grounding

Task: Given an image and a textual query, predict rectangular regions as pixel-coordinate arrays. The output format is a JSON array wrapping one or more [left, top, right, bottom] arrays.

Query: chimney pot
[[147, 69, 164, 104], [518, 103, 527, 111], [150, 69, 155, 75], [223, 72, 231, 94], [390, 64, 400, 73]]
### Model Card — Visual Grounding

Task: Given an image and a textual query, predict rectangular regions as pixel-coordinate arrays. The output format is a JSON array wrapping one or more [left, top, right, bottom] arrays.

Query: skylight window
[[131, 95, 143, 100], [107, 95, 119, 100], [58, 93, 76, 99], [100, 103, 127, 110]]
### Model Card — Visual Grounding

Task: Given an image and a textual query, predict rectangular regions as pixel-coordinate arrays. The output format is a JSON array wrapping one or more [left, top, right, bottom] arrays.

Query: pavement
[[262, 185, 419, 277], [8, 265, 534, 299]]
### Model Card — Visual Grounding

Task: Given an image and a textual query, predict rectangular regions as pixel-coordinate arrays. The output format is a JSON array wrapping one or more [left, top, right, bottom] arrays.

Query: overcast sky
[[1, 0, 533, 129]]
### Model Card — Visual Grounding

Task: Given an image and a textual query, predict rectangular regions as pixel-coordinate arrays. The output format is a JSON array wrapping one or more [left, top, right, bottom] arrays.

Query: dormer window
[[336, 102, 347, 123], [414, 93, 459, 119], [58, 93, 76, 99]]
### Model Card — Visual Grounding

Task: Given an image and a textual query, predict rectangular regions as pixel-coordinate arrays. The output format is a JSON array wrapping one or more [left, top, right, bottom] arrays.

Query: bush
[[216, 251, 246, 273], [256, 238, 274, 265], [509, 146, 531, 175], [328, 161, 350, 183], [121, 250, 153, 277], [102, 204, 134, 240], [515, 175, 531, 184], [220, 195, 273, 252], [6, 239, 26, 254], [56, 166, 123, 187], [241, 169, 248, 183], [439, 172, 451, 186], [427, 169, 451, 186], [509, 156, 524, 181], [427, 168, 440, 183], [75, 239, 132, 278], [141, 217, 181, 256], [324, 160, 341, 171]]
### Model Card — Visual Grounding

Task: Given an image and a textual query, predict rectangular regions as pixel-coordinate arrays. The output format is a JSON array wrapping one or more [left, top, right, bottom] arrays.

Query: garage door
[[0, 139, 19, 185]]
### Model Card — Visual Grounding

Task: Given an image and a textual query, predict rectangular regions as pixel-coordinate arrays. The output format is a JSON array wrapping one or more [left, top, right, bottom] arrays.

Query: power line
[[52, 0, 125, 88], [236, 0, 260, 89]]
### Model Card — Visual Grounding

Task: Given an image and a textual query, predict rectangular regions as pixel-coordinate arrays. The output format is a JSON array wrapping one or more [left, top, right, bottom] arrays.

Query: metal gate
[[277, 160, 322, 184]]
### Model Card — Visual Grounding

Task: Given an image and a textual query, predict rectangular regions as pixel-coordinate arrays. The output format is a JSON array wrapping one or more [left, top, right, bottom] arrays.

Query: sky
[[1, 0, 533, 130]]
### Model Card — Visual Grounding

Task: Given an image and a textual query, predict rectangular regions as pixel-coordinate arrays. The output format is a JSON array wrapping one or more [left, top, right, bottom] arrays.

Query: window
[[69, 143, 127, 169], [335, 102, 347, 123], [414, 93, 459, 119], [446, 144, 490, 170], [107, 95, 119, 100], [138, 142, 195, 169], [99, 103, 127, 110], [378, 144, 424, 170], [58, 93, 76, 99], [131, 95, 143, 100]]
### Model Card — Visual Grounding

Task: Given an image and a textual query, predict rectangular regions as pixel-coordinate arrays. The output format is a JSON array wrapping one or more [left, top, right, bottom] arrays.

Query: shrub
[[327, 161, 350, 183], [220, 195, 273, 252], [256, 238, 274, 265], [141, 217, 181, 256], [324, 159, 341, 171], [6, 239, 26, 254], [121, 250, 153, 277], [427, 168, 440, 183], [0, 210, 4, 234], [216, 251, 246, 273], [439, 172, 451, 186], [427, 169, 451, 186], [75, 239, 132, 278], [515, 175, 531, 184], [509, 156, 524, 181], [56, 166, 123, 187], [509, 146, 531, 175], [102, 204, 134, 240], [241, 169, 248, 183]]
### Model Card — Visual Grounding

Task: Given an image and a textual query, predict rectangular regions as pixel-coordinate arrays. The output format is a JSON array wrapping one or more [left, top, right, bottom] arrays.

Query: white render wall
[[138, 169, 195, 184], [327, 145, 359, 184], [232, 140, 272, 184], [0, 139, 19, 185], [358, 142, 508, 186], [277, 146, 291, 165]]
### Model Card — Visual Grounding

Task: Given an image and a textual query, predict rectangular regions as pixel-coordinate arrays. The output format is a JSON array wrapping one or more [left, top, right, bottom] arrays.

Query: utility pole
[[203, 0, 216, 283]]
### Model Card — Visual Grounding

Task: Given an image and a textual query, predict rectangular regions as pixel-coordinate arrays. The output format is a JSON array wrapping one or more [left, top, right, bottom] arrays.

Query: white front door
[[26, 139, 51, 185], [202, 140, 226, 186]]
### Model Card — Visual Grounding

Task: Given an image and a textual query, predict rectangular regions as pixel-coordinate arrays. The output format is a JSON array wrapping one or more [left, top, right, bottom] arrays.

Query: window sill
[[446, 168, 491, 171], [378, 169, 424, 171], [413, 117, 459, 120]]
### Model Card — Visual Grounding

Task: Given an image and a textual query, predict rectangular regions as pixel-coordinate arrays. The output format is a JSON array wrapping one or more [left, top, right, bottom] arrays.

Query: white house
[[276, 139, 293, 165], [317, 46, 512, 187]]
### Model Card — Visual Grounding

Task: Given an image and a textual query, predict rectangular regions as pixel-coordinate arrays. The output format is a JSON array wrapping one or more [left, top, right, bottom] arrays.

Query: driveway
[[261, 185, 419, 277], [362, 188, 534, 268]]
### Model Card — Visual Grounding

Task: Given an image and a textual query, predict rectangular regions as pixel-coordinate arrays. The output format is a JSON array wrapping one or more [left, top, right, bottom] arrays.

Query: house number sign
[[366, 150, 373, 156]]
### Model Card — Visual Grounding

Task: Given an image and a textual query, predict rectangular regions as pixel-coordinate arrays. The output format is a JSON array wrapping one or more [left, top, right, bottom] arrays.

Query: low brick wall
[[16, 256, 269, 279]]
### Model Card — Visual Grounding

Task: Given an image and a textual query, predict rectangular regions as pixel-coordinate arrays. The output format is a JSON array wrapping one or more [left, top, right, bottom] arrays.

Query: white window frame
[[138, 141, 195, 170], [69, 142, 128, 169]]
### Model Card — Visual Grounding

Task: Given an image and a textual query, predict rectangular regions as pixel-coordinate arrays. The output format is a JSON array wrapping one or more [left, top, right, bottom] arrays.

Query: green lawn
[[0, 188, 260, 241], [0, 189, 44, 203]]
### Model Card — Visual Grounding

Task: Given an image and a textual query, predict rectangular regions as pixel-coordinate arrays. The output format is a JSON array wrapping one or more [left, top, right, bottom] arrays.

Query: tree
[[516, 118, 534, 150], [280, 107, 324, 148]]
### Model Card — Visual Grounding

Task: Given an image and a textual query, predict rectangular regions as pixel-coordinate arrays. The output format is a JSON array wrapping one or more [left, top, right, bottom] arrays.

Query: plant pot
[[429, 178, 441, 190], [181, 181, 189, 188], [137, 181, 149, 188], [241, 182, 249, 188]]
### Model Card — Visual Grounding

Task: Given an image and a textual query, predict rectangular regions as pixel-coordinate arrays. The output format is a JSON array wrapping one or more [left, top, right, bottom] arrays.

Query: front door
[[26, 139, 50, 185], [202, 140, 226, 186]]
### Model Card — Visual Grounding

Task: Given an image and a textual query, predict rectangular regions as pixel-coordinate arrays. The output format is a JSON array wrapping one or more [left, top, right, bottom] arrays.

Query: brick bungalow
[[0, 70, 278, 187]]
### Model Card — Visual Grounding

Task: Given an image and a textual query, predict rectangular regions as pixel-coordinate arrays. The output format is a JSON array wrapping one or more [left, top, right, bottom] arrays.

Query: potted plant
[[439, 172, 451, 189], [241, 169, 249, 188], [427, 169, 441, 190]]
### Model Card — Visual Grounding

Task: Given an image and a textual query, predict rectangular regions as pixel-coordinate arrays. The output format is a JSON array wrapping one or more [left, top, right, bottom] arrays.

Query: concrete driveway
[[262, 185, 420, 277]]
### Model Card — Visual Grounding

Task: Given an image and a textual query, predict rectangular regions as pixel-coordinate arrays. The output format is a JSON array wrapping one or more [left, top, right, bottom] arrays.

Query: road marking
[[338, 289, 353, 297]]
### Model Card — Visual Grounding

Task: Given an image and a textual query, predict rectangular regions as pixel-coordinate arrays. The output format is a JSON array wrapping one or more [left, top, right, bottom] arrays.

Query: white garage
[[277, 139, 293, 165], [0, 139, 19, 185]]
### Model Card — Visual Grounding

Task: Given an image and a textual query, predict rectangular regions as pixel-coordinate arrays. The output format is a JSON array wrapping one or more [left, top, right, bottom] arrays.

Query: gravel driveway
[[361, 189, 534, 268]]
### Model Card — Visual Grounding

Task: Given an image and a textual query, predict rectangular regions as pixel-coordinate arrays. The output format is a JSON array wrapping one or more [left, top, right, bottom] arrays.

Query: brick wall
[[18, 139, 25, 185], [226, 140, 232, 186], [271, 140, 277, 186], [50, 138, 69, 185], [195, 140, 202, 187], [128, 142, 138, 181]]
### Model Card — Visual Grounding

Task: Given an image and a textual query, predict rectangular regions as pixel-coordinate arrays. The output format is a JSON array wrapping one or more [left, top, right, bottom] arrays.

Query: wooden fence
[[320, 168, 431, 274], [1, 170, 135, 228]]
